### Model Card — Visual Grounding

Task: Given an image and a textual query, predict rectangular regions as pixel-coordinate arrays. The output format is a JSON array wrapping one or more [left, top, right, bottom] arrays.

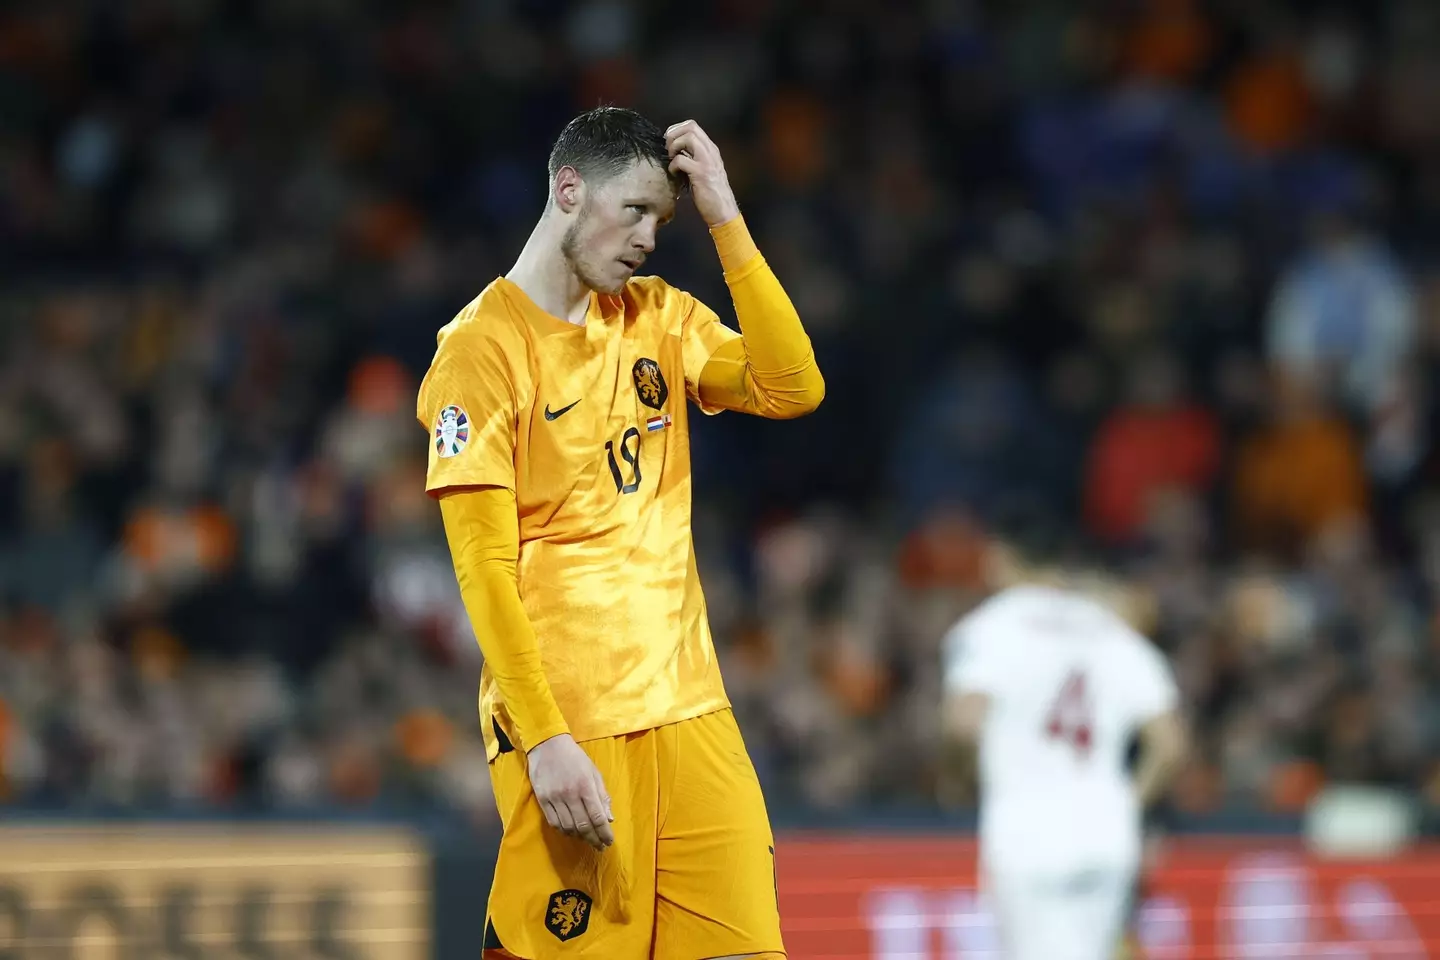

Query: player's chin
[[592, 266, 633, 294]]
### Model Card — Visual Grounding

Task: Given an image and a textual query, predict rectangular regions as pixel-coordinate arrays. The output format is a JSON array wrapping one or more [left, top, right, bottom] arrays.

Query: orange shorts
[[482, 708, 785, 959]]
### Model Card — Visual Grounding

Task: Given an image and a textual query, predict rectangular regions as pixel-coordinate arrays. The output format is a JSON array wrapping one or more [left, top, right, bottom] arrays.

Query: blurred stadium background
[[2, 0, 1440, 956]]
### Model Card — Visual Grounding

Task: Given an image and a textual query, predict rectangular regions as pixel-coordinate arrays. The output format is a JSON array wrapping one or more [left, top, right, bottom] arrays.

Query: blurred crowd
[[3, 0, 1440, 824]]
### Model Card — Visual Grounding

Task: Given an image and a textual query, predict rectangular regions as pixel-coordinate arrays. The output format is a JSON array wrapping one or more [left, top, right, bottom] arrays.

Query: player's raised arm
[[666, 119, 825, 419]]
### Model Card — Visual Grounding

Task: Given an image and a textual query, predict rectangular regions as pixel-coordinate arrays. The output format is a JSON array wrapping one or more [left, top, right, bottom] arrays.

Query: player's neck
[[507, 223, 592, 326]]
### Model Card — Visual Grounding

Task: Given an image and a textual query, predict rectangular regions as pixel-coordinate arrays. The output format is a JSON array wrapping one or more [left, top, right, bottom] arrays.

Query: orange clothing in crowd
[[1232, 416, 1367, 553]]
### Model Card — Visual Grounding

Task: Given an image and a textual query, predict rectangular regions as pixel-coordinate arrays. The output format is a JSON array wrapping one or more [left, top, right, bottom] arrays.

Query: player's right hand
[[527, 734, 615, 851]]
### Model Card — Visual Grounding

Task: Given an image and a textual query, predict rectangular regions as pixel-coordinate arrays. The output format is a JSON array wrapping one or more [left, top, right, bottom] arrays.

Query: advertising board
[[779, 835, 1440, 958], [0, 825, 429, 959]]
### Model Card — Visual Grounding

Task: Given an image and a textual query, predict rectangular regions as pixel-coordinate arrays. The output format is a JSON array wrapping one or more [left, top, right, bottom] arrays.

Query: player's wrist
[[526, 729, 573, 753], [705, 202, 741, 229]]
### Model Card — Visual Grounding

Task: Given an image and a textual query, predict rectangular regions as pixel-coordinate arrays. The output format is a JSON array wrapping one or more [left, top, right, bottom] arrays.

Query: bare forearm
[[1134, 713, 1188, 807], [1135, 752, 1182, 807]]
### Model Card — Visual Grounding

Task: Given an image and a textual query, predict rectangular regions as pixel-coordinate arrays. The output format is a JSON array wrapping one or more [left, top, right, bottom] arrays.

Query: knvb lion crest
[[545, 888, 592, 942], [632, 357, 668, 410]]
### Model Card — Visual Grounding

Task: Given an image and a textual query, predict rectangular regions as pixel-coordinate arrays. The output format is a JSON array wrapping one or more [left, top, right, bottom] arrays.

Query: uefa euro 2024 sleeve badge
[[433, 404, 469, 458]]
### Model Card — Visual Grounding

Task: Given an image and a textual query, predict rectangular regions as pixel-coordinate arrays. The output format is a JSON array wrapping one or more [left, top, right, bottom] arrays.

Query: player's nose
[[633, 226, 656, 254]]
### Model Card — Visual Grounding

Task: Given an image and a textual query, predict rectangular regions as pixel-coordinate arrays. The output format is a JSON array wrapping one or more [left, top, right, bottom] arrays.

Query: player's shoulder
[[963, 583, 1146, 646], [621, 273, 683, 308], [433, 281, 529, 357], [967, 584, 1065, 626], [418, 283, 531, 426], [621, 275, 694, 330], [944, 586, 1046, 659]]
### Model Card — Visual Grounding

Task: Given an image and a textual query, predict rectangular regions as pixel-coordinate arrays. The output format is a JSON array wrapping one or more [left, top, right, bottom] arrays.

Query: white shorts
[[983, 862, 1135, 960]]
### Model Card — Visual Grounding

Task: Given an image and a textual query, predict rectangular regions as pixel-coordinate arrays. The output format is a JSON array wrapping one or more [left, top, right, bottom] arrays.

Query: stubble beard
[[560, 203, 622, 295]]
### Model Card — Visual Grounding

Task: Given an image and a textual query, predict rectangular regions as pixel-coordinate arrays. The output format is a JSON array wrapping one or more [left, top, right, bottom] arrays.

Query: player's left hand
[[666, 120, 741, 228]]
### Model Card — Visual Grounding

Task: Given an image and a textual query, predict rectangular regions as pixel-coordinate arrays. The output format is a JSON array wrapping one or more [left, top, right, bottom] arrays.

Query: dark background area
[[1, 0, 1439, 828]]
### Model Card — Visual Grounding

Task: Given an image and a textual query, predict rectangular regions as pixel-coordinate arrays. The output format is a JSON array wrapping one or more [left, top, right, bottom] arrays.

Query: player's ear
[[552, 166, 584, 215]]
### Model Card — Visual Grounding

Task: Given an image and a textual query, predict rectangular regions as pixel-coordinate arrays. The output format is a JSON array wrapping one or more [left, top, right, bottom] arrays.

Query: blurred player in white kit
[[942, 562, 1188, 960]]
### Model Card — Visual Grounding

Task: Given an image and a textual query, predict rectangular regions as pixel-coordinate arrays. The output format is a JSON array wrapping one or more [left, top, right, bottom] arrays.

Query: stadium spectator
[[1266, 204, 1416, 416], [0, 1, 1436, 826], [1084, 349, 1221, 545], [1231, 370, 1368, 557]]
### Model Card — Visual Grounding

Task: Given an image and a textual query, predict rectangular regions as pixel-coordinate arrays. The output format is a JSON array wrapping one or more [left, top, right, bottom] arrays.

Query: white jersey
[[944, 585, 1178, 872]]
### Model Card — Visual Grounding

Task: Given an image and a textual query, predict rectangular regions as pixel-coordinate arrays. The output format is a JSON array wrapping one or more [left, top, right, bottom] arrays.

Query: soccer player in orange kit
[[417, 107, 823, 959]]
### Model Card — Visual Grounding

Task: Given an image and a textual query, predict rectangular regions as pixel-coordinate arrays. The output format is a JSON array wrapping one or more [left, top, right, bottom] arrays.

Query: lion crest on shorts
[[545, 888, 592, 941], [633, 357, 668, 410]]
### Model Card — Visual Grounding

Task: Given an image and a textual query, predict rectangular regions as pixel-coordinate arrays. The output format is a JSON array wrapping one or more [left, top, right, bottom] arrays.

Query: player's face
[[561, 160, 676, 294]]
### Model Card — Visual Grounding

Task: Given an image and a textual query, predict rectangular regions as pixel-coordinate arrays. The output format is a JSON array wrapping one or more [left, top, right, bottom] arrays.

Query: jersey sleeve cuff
[[517, 715, 571, 753], [711, 216, 761, 277], [524, 725, 571, 751]]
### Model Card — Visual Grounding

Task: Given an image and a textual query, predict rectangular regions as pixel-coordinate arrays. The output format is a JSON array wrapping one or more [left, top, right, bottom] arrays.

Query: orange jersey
[[418, 276, 740, 752]]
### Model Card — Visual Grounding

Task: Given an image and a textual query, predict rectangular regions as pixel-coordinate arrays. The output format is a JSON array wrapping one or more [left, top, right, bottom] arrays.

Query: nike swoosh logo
[[544, 399, 581, 421]]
